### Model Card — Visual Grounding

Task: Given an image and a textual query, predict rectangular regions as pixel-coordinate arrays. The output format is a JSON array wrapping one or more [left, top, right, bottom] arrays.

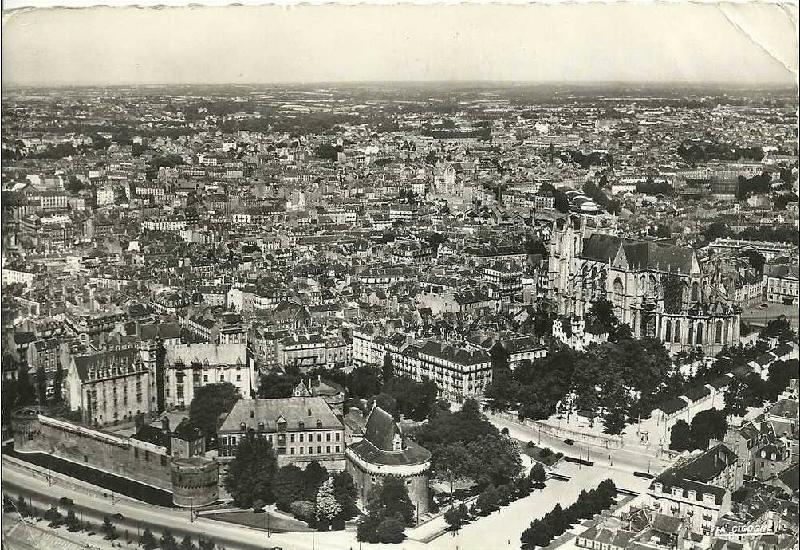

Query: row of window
[[219, 444, 341, 458]]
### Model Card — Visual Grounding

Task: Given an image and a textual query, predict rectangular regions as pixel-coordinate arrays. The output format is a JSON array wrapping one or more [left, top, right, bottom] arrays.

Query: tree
[[521, 518, 552, 549], [703, 221, 734, 243], [357, 513, 382, 543], [332, 471, 359, 522], [160, 530, 178, 550], [52, 363, 64, 402], [189, 382, 239, 436], [290, 501, 316, 524], [257, 372, 300, 398], [669, 420, 693, 452], [223, 432, 278, 508], [272, 465, 306, 512], [433, 442, 472, 497], [180, 535, 197, 550], [766, 360, 796, 400], [690, 409, 728, 450], [530, 462, 546, 487], [35, 366, 47, 405], [140, 527, 158, 550], [102, 516, 118, 540], [302, 461, 329, 502], [347, 365, 381, 399], [65, 509, 81, 531], [603, 407, 626, 435], [198, 538, 216, 550], [316, 477, 341, 530], [376, 515, 406, 544], [586, 299, 619, 335], [475, 485, 500, 515], [382, 353, 394, 381], [444, 504, 468, 531], [370, 477, 415, 526], [760, 318, 795, 342]]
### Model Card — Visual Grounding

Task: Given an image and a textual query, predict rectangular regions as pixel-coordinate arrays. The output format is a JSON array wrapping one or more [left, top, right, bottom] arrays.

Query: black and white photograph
[[0, 2, 798, 550]]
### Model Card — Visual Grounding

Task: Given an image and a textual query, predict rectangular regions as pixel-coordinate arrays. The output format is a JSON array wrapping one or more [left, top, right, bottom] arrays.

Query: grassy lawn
[[205, 510, 312, 533], [518, 441, 564, 467]]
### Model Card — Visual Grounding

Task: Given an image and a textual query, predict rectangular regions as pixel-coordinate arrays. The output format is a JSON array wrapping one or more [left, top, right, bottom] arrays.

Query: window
[[299, 447, 304, 455], [308, 446, 313, 454], [335, 445, 340, 453], [326, 446, 331, 453], [299, 434, 304, 442], [160, 455, 167, 466], [290, 434, 295, 443], [290, 448, 295, 455], [317, 446, 321, 454], [134, 447, 139, 458], [335, 432, 341, 442], [326, 433, 331, 442], [317, 433, 321, 442]]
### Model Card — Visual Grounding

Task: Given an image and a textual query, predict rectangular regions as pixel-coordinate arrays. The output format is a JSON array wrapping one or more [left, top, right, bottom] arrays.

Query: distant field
[[204, 510, 312, 533]]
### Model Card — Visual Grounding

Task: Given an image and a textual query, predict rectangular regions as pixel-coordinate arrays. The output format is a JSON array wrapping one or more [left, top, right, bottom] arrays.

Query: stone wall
[[13, 409, 172, 490]]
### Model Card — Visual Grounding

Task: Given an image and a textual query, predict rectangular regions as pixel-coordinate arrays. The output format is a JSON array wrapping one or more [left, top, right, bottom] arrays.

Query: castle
[[548, 215, 741, 355]]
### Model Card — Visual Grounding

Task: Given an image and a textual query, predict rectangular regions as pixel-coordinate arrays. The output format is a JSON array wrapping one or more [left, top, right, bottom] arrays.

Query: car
[[759, 303, 769, 309], [564, 438, 575, 446]]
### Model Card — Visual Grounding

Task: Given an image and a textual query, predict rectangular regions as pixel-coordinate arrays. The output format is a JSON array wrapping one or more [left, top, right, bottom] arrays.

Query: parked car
[[564, 438, 575, 446]]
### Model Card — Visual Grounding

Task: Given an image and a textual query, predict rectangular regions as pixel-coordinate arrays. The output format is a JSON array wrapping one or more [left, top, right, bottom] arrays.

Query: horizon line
[[4, 79, 798, 90]]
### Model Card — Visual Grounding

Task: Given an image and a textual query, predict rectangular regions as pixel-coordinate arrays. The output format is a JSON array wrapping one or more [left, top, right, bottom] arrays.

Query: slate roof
[[219, 397, 341, 433], [418, 340, 490, 366], [581, 233, 624, 263], [363, 406, 398, 452], [165, 342, 246, 366], [72, 347, 140, 381], [621, 241, 695, 274]]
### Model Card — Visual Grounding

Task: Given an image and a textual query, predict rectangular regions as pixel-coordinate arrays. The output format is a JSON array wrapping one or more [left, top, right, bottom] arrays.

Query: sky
[[2, 2, 798, 87]]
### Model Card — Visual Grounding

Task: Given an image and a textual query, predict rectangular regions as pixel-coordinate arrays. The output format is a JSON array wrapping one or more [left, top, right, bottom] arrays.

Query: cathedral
[[548, 215, 741, 355]]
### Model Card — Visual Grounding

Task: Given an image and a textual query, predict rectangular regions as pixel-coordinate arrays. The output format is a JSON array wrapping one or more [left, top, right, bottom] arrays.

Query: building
[[764, 265, 799, 305], [346, 405, 431, 516], [65, 346, 154, 426], [391, 339, 492, 400], [648, 444, 742, 535], [163, 342, 253, 408], [218, 397, 345, 471], [549, 215, 740, 355]]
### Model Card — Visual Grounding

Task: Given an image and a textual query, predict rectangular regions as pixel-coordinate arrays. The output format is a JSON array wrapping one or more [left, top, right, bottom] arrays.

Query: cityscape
[[1, 4, 799, 550]]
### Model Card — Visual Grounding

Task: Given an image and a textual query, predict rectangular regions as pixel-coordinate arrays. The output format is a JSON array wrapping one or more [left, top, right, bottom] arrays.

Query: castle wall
[[13, 410, 172, 490], [171, 458, 219, 507], [346, 451, 429, 516]]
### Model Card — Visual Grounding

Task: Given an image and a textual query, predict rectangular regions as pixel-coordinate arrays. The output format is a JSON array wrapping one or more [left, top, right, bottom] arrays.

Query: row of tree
[[520, 479, 617, 549], [445, 462, 548, 532]]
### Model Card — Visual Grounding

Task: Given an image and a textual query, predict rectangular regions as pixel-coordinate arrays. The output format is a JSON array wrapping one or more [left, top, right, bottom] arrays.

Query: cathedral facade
[[548, 215, 741, 355]]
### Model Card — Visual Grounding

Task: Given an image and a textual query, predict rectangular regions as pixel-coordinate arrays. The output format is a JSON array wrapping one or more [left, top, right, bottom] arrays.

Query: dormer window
[[316, 419, 323, 429], [250, 410, 255, 419], [298, 420, 305, 429], [392, 433, 403, 452]]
